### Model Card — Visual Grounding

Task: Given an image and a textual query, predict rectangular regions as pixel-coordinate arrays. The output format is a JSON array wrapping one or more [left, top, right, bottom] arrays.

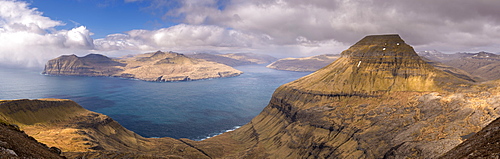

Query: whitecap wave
[[196, 125, 242, 141]]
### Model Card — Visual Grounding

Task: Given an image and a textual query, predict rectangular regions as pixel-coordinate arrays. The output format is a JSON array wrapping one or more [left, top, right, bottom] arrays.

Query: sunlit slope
[[211, 34, 500, 158], [0, 99, 211, 158]]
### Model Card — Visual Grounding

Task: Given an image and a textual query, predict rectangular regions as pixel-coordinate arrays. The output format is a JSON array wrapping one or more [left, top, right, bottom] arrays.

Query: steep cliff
[[43, 51, 243, 82], [267, 54, 340, 72], [204, 34, 500, 158]]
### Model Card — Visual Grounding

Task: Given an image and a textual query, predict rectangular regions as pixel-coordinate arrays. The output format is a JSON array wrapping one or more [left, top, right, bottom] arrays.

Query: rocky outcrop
[[266, 54, 340, 72], [43, 51, 243, 82], [187, 52, 277, 67]]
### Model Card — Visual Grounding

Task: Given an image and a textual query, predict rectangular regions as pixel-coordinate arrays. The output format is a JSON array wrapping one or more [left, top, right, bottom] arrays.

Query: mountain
[[200, 34, 500, 158], [43, 51, 243, 82], [187, 52, 278, 66], [418, 51, 500, 81], [439, 115, 500, 158], [266, 54, 340, 72]]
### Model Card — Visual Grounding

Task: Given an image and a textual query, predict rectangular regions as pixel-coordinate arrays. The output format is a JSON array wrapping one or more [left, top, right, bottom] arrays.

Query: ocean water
[[0, 65, 311, 140]]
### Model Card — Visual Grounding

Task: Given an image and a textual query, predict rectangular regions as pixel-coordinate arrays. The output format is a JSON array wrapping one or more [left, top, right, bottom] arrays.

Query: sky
[[0, 0, 499, 68]]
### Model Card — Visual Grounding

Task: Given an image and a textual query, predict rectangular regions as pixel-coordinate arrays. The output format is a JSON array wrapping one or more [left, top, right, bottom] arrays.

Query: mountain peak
[[286, 34, 468, 96]]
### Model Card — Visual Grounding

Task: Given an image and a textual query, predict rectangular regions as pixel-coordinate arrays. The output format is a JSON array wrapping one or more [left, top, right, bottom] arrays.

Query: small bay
[[0, 65, 310, 140]]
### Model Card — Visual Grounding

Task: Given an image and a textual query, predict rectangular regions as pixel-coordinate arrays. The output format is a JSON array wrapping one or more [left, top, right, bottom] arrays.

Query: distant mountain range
[[417, 50, 500, 81]]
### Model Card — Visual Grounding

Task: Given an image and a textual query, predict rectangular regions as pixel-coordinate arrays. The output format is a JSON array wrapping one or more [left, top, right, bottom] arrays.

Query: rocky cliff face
[[266, 54, 340, 72], [43, 51, 243, 82], [206, 34, 500, 158]]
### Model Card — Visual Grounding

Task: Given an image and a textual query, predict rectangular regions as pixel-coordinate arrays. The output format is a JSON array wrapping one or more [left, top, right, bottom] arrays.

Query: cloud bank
[[163, 0, 500, 52], [0, 0, 94, 68], [1, 0, 500, 68]]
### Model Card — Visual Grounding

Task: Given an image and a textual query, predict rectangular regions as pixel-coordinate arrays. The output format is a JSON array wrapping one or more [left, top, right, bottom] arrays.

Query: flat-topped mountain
[[187, 52, 277, 66], [288, 34, 468, 95], [43, 51, 243, 82], [208, 34, 500, 158], [266, 54, 340, 72]]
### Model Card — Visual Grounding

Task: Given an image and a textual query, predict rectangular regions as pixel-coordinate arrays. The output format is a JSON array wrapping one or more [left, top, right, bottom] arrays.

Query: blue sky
[[1, 0, 500, 68], [29, 0, 176, 38]]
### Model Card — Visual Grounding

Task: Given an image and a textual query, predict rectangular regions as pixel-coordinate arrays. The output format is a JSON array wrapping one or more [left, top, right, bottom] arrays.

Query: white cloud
[[164, 0, 500, 53], [0, 0, 94, 68], [93, 23, 348, 57], [3, 0, 500, 68], [95, 24, 273, 52]]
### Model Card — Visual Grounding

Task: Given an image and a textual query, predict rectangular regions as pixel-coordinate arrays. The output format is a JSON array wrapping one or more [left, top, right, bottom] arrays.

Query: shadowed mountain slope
[[439, 115, 500, 159], [0, 121, 64, 158]]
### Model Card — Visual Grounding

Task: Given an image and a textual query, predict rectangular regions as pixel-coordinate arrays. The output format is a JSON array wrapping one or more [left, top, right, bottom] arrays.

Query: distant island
[[186, 52, 277, 67], [266, 54, 340, 72], [43, 51, 243, 82]]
